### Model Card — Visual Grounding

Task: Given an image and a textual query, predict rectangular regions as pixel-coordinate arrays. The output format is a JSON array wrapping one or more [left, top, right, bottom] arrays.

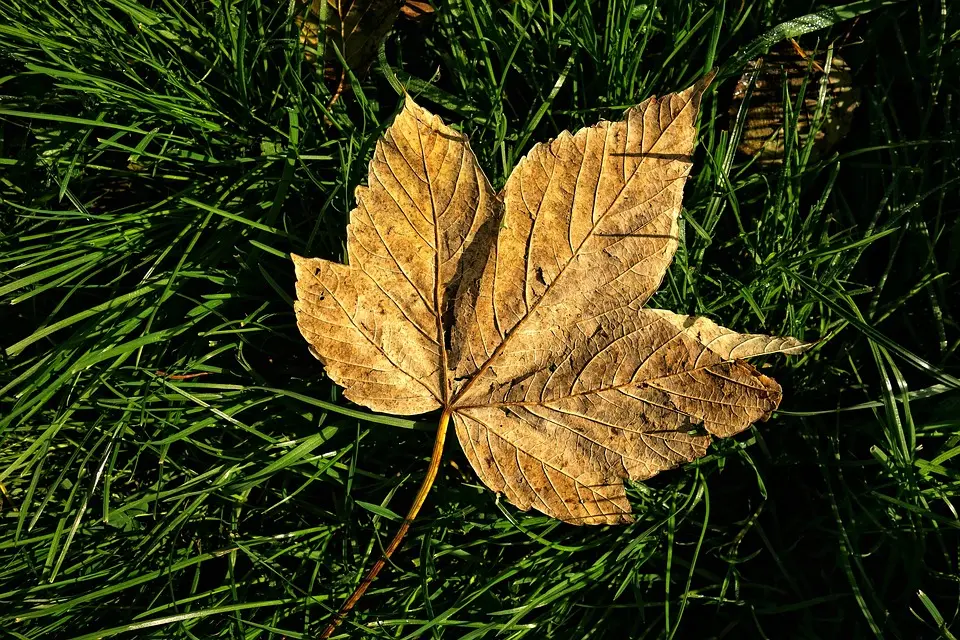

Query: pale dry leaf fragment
[[647, 310, 810, 358], [399, 0, 434, 21], [293, 73, 809, 529]]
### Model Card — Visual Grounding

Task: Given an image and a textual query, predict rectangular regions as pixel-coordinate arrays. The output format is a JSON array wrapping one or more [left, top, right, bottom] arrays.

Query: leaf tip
[[290, 254, 332, 285], [290, 253, 309, 277], [401, 92, 435, 123], [398, 92, 446, 133], [700, 67, 719, 90], [783, 338, 817, 355], [684, 68, 718, 109], [402, 91, 419, 111]]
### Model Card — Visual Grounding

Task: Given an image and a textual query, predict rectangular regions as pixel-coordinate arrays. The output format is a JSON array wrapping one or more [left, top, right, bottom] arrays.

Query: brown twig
[[320, 407, 452, 638], [788, 38, 824, 73], [155, 371, 209, 380], [326, 0, 348, 110], [0, 482, 16, 513], [327, 68, 348, 110]]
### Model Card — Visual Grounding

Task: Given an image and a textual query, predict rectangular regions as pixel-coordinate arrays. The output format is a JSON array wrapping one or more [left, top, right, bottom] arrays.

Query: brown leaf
[[400, 0, 434, 21], [294, 75, 810, 526], [296, 0, 404, 77], [730, 42, 860, 165]]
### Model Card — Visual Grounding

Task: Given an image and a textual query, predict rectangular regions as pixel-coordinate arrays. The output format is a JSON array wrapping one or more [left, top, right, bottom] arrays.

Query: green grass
[[1, 0, 958, 637]]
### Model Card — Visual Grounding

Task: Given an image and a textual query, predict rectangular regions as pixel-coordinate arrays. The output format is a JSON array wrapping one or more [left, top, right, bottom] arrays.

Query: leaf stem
[[320, 407, 452, 638]]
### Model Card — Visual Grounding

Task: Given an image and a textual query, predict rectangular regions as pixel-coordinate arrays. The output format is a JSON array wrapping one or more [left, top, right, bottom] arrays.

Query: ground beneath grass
[[1, 0, 959, 638]]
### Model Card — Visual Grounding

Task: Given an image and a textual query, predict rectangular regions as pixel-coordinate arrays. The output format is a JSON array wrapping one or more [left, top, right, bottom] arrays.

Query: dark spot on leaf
[[535, 266, 547, 286]]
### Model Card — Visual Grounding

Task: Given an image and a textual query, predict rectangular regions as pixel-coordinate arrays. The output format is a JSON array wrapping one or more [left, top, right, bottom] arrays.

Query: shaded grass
[[1, 0, 958, 638]]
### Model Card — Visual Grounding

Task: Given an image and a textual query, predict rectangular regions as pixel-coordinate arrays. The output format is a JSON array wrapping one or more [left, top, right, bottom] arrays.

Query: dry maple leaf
[[292, 72, 808, 635]]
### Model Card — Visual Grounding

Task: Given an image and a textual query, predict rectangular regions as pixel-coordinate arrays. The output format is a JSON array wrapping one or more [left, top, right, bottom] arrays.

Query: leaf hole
[[442, 320, 453, 351]]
